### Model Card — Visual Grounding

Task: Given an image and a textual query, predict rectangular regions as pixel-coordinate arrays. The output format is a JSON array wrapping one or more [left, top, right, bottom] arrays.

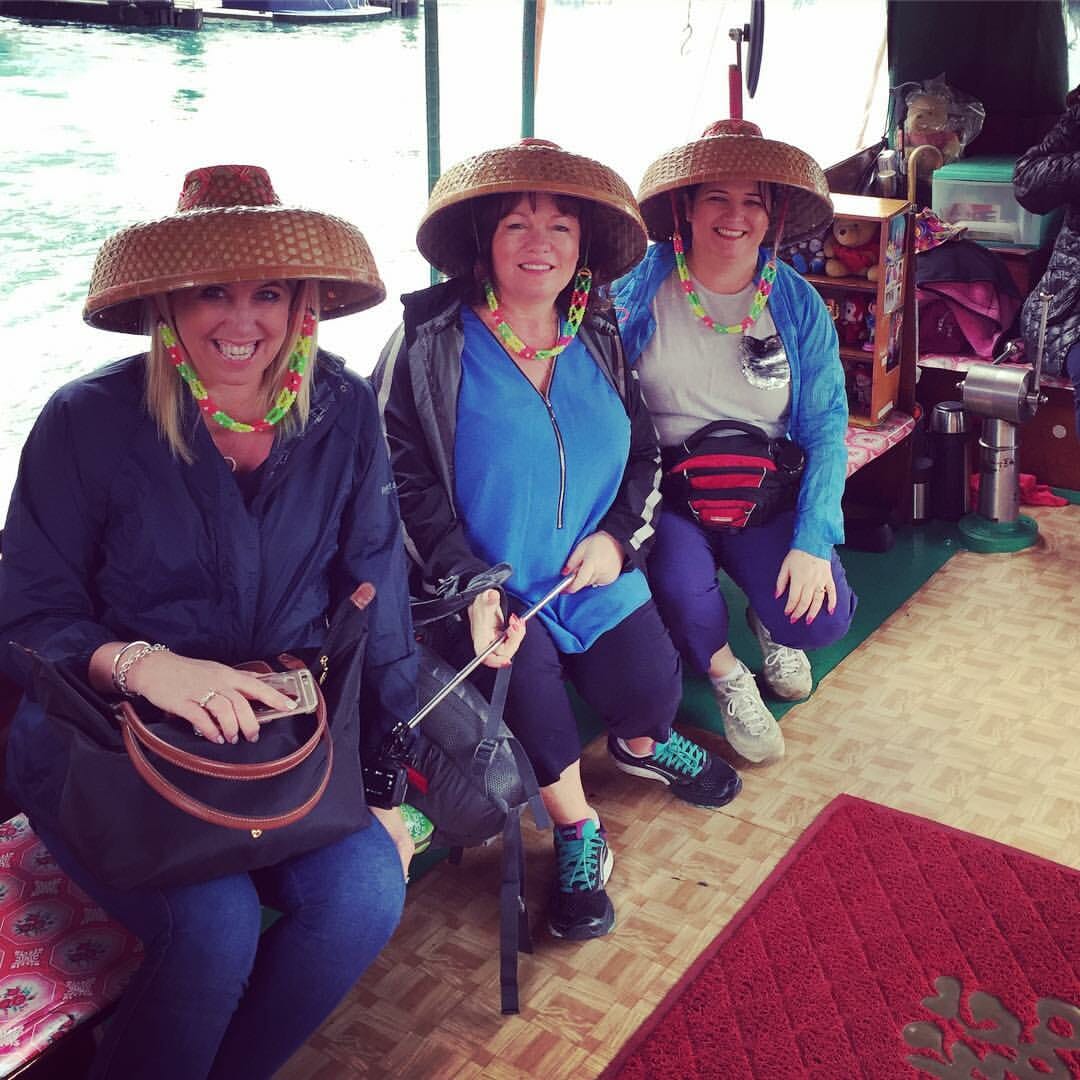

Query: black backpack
[[400, 570, 550, 1014]]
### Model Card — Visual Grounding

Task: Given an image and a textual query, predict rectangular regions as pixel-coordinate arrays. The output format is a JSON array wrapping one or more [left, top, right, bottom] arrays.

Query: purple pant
[[647, 509, 857, 675]]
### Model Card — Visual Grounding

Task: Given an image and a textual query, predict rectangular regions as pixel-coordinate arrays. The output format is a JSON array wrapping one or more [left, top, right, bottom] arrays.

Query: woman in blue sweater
[[375, 139, 741, 944], [616, 120, 857, 765]]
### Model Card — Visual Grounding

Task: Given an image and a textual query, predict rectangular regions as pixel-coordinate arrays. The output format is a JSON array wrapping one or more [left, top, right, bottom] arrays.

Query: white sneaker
[[709, 662, 785, 763], [747, 608, 813, 701]]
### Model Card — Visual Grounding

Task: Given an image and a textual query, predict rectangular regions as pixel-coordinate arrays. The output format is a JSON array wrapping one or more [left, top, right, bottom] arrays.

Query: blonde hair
[[143, 280, 321, 462]]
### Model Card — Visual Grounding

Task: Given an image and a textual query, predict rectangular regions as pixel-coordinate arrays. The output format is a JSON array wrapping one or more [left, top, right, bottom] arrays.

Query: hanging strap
[[499, 805, 530, 1015]]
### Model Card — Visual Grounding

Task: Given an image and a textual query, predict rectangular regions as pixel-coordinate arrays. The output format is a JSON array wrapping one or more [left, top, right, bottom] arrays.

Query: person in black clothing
[[1015, 85, 1080, 432]]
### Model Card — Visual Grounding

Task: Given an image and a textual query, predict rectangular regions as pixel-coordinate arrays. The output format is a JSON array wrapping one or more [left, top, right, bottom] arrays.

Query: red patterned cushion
[[0, 815, 142, 1075], [845, 412, 917, 477]]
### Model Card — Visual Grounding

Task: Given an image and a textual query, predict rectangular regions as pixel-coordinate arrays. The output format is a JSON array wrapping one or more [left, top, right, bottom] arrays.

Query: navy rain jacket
[[0, 350, 416, 825]]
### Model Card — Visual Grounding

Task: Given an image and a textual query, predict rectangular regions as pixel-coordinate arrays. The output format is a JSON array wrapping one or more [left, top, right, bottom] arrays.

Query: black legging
[[462, 599, 682, 787]]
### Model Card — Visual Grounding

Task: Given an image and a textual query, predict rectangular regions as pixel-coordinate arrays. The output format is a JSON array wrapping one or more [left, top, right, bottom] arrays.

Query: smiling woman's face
[[685, 180, 770, 269], [170, 279, 293, 392], [488, 192, 581, 308]]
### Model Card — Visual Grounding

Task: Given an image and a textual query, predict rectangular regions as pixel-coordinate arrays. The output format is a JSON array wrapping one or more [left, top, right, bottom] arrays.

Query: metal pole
[[522, 0, 537, 138], [406, 575, 573, 731], [424, 0, 442, 285]]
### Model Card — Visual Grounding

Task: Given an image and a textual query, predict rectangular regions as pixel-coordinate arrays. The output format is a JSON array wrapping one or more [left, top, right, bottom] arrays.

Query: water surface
[[1, 0, 887, 506]]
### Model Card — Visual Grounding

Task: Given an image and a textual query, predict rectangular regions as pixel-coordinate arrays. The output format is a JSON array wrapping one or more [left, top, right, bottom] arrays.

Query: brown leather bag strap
[[120, 721, 333, 831], [117, 697, 326, 780], [115, 664, 333, 831]]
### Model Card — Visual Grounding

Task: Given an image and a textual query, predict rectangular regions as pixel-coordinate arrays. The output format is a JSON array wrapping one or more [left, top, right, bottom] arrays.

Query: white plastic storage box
[[931, 156, 1059, 248]]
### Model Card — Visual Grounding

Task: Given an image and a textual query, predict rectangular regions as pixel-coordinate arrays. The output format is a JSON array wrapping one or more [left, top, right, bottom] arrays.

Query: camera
[[362, 721, 414, 808], [362, 760, 409, 809]]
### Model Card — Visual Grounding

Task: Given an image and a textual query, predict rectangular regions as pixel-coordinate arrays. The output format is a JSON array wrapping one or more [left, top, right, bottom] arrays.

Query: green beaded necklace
[[159, 310, 315, 433], [669, 187, 788, 335], [482, 267, 592, 361], [672, 228, 777, 334]]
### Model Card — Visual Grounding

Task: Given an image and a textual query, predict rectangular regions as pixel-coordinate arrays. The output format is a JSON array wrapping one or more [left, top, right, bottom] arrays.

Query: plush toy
[[903, 90, 962, 165], [823, 218, 880, 281], [853, 368, 872, 410], [862, 299, 877, 352], [779, 234, 826, 275], [844, 362, 873, 413], [895, 76, 985, 178], [838, 295, 868, 348]]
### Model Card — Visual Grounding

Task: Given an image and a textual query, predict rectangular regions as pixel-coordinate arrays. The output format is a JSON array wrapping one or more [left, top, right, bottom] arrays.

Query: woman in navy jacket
[[0, 165, 416, 1080]]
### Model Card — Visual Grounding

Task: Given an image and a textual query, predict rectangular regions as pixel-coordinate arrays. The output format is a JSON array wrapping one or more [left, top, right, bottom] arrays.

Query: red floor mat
[[602, 795, 1080, 1079]]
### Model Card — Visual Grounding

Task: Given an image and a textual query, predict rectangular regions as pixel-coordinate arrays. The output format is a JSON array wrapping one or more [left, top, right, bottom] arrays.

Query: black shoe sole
[[548, 904, 616, 941], [670, 773, 743, 809]]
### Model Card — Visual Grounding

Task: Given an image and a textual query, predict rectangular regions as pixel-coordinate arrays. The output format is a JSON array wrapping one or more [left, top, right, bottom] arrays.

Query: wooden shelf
[[839, 345, 874, 362], [805, 273, 878, 293], [803, 193, 917, 522], [831, 193, 909, 220]]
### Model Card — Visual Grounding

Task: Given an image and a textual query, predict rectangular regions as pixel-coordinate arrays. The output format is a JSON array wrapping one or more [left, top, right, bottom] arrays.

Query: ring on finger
[[196, 689, 219, 709]]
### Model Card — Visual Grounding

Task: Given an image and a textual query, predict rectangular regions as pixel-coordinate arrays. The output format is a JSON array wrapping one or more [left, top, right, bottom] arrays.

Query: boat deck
[[278, 500, 1080, 1078]]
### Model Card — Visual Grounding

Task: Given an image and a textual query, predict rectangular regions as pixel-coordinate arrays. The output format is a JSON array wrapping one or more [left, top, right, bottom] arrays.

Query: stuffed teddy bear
[[823, 218, 880, 281], [904, 90, 962, 165]]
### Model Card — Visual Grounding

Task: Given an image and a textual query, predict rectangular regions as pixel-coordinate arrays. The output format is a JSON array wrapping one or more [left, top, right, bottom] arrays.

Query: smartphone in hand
[[251, 669, 318, 722]]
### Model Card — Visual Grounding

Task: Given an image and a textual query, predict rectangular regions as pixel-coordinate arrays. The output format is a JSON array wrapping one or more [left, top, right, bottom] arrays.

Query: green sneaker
[[400, 803, 435, 855]]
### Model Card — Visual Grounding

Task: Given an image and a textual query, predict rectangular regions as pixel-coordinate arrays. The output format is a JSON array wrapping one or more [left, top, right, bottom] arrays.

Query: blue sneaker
[[608, 731, 743, 807], [548, 818, 615, 941]]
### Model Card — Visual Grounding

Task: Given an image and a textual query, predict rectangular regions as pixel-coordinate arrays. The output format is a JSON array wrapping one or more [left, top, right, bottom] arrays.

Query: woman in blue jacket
[[0, 165, 416, 1080], [374, 139, 741, 945], [616, 120, 857, 765]]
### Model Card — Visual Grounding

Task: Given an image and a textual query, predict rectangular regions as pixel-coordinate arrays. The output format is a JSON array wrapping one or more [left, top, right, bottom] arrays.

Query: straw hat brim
[[638, 134, 833, 245], [416, 144, 647, 285], [84, 205, 385, 334]]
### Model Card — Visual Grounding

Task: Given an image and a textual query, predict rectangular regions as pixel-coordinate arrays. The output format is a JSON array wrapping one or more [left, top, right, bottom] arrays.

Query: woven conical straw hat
[[638, 120, 833, 245], [416, 139, 646, 285], [85, 165, 385, 334]]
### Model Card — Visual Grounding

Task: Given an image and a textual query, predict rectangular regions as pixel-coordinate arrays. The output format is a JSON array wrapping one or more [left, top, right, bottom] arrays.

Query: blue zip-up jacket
[[614, 242, 848, 559], [372, 279, 663, 596], [0, 351, 417, 826]]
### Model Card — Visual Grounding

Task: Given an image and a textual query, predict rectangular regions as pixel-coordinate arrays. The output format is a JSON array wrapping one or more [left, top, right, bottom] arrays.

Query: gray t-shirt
[[637, 270, 791, 448]]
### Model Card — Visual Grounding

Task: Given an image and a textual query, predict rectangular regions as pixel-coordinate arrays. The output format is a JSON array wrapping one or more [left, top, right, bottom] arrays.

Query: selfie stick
[[406, 574, 575, 730]]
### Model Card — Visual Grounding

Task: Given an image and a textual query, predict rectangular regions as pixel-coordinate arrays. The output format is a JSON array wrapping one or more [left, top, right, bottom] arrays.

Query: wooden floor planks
[[278, 502, 1080, 1079]]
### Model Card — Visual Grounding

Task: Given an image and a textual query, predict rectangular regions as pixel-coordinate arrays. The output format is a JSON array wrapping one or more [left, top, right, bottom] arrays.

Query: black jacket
[[1014, 104, 1080, 374], [371, 280, 663, 597]]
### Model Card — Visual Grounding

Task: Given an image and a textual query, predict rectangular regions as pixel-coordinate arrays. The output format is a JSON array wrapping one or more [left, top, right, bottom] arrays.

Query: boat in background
[[208, 0, 408, 23], [229, 0, 373, 10]]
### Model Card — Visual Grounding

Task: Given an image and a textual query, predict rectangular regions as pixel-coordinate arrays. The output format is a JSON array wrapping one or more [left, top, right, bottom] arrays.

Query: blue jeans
[[33, 818, 405, 1080], [647, 509, 857, 675]]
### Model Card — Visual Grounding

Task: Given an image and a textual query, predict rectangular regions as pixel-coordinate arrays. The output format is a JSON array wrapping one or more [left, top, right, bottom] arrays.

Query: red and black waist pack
[[662, 420, 805, 530]]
